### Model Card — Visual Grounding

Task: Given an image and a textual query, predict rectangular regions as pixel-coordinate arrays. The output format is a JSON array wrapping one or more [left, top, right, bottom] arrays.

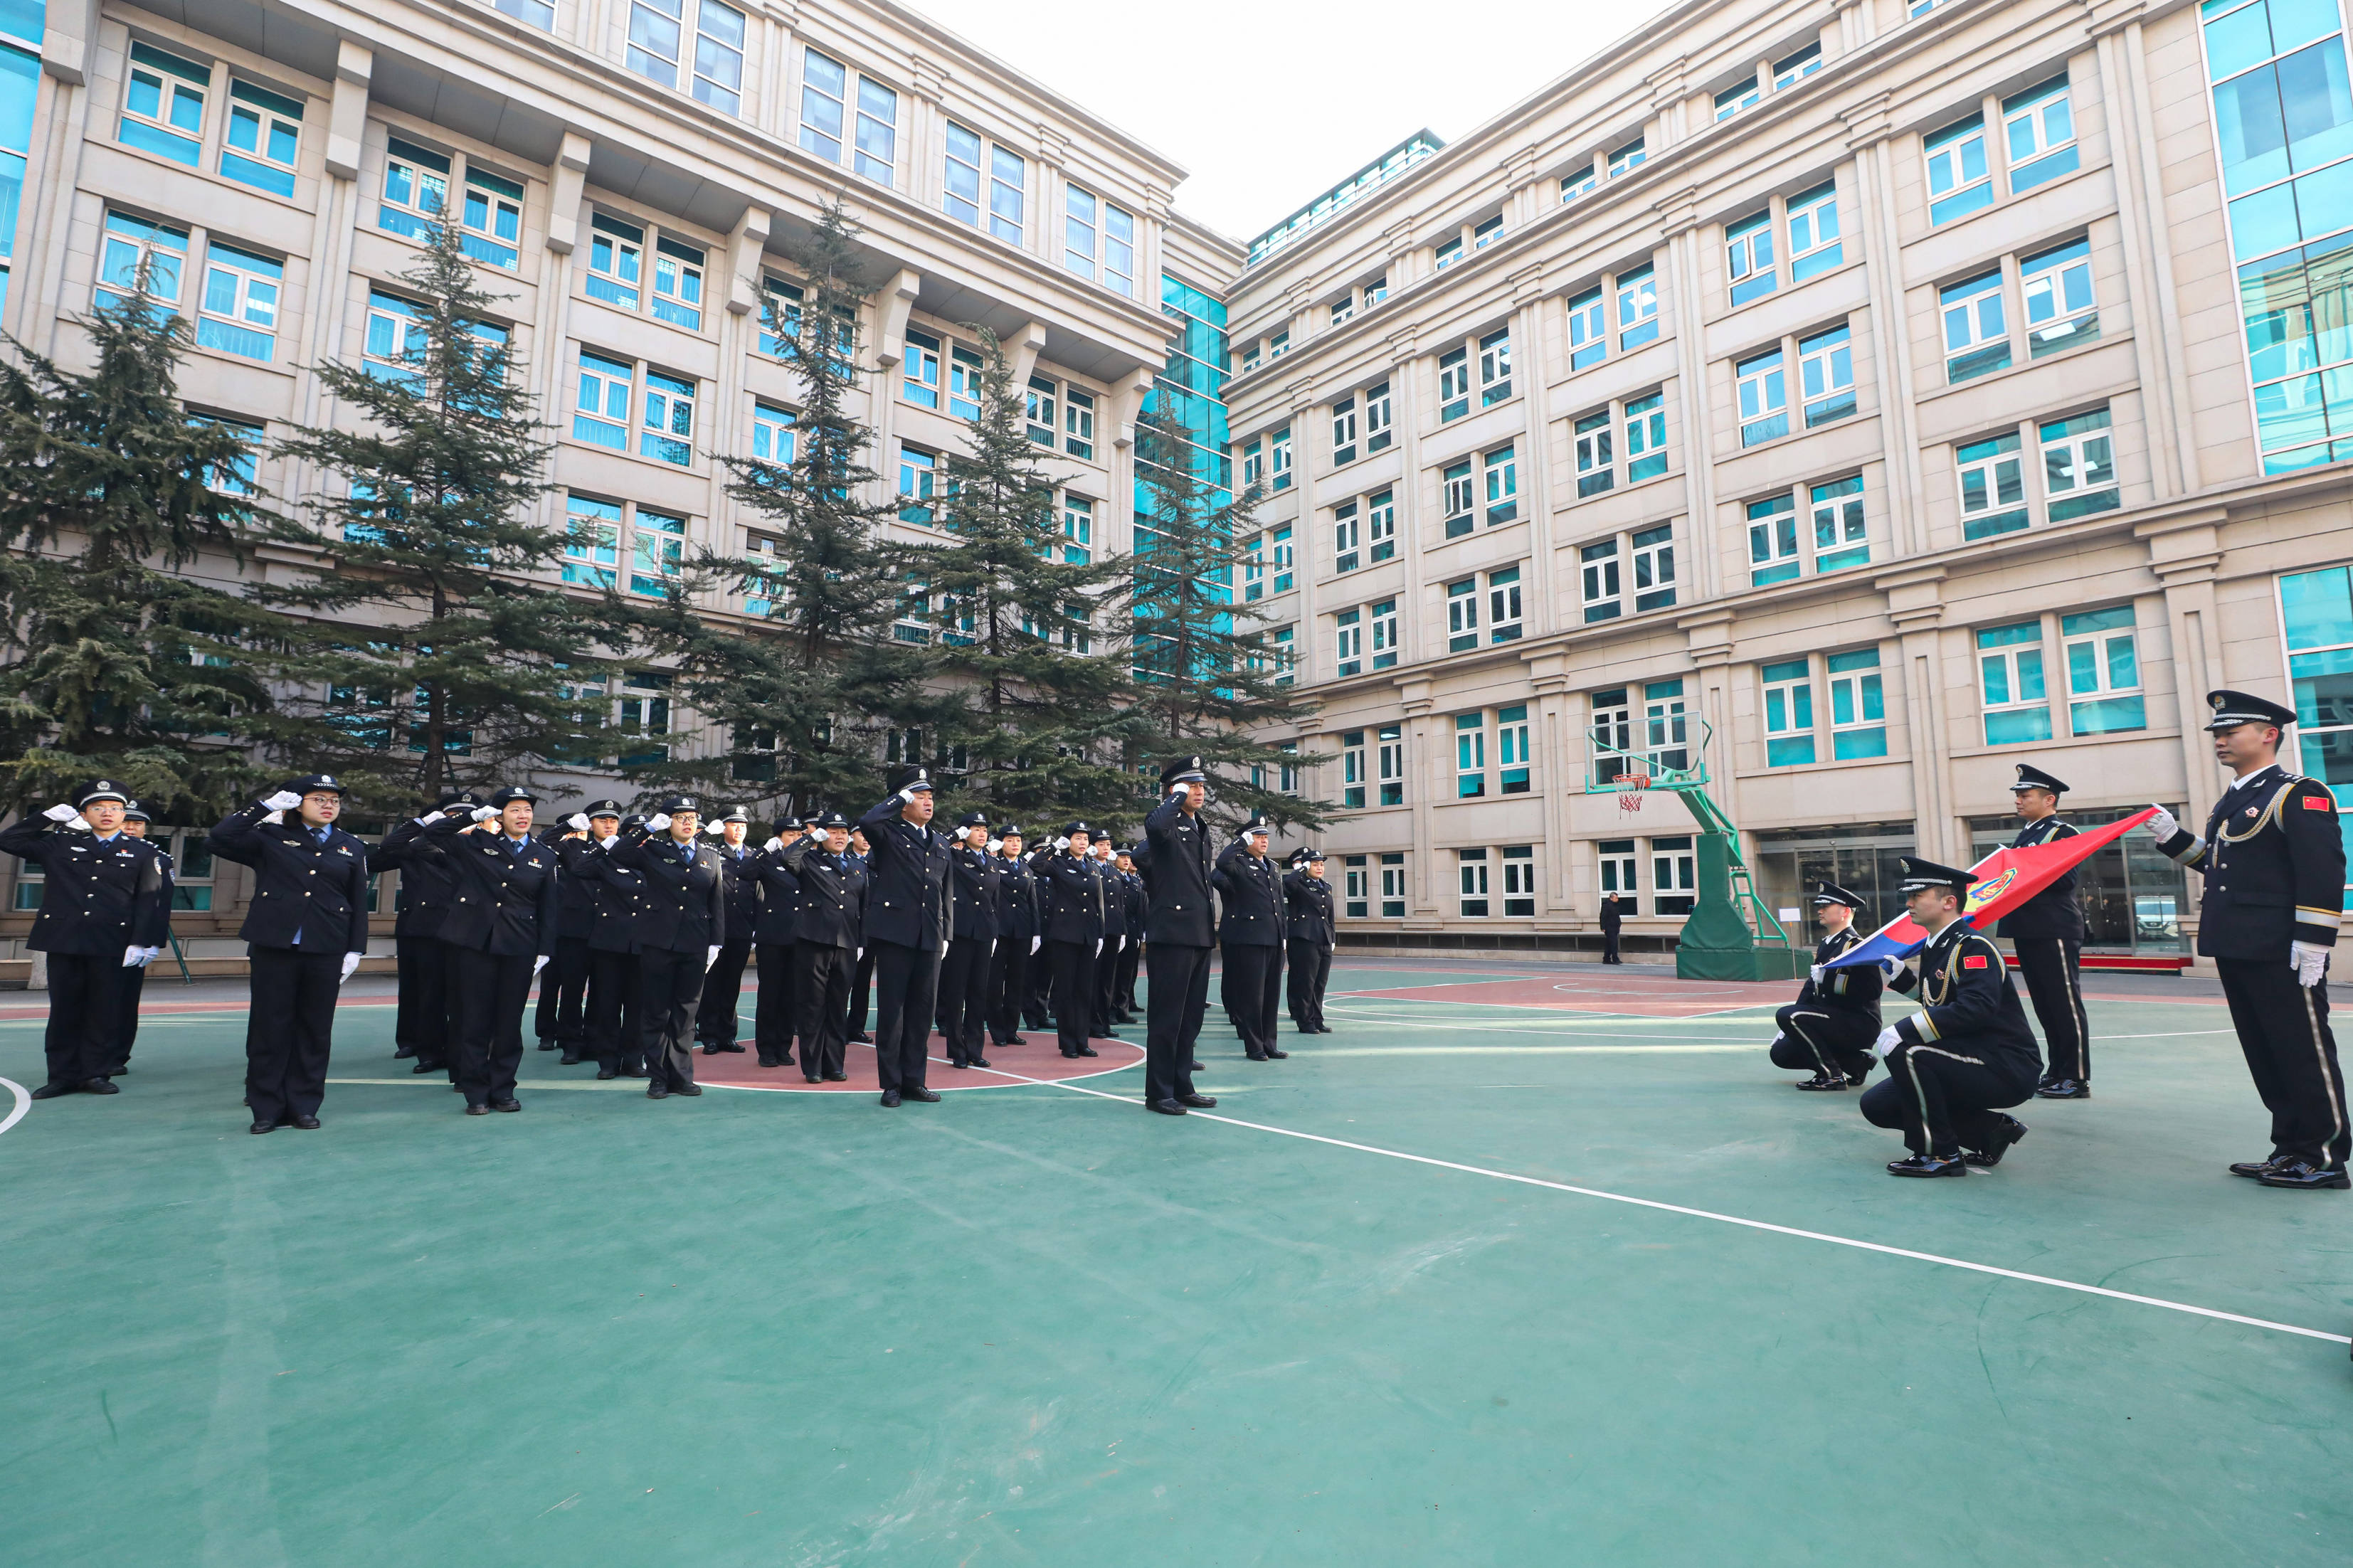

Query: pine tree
[[0, 275, 340, 819], [273, 218, 616, 809], [1130, 408, 1328, 832], [922, 330, 1148, 824]]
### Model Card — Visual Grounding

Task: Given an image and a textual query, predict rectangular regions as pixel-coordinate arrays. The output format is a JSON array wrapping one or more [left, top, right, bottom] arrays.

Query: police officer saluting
[[939, 810, 1000, 1069], [1141, 758, 1218, 1115], [2003, 763, 2093, 1099], [2148, 689, 2349, 1190], [1113, 847, 1146, 1023], [857, 767, 955, 1106], [1039, 820, 1106, 1060], [534, 803, 601, 1064], [781, 812, 863, 1082], [374, 790, 477, 1078], [988, 827, 1041, 1049], [747, 817, 804, 1070], [1769, 882, 1883, 1090], [0, 780, 169, 1099], [557, 803, 645, 1079], [1215, 816, 1288, 1061], [105, 800, 174, 1081], [1089, 837, 1130, 1042], [1283, 847, 1336, 1034], [612, 796, 727, 1101], [207, 776, 370, 1132], [696, 807, 759, 1056], [421, 786, 560, 1114]]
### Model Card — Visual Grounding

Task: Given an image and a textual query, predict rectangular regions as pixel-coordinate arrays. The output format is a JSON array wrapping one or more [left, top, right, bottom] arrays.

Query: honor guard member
[[613, 798, 727, 1100], [534, 804, 610, 1064], [695, 808, 760, 1056], [2003, 763, 2093, 1098], [988, 827, 1041, 1048], [1141, 758, 1219, 1114], [558, 806, 645, 1079], [1283, 849, 1337, 1034], [782, 813, 863, 1081], [104, 801, 176, 1079], [843, 827, 877, 1044], [857, 768, 956, 1106], [1114, 848, 1146, 1022], [0, 780, 169, 1098], [1039, 822, 1108, 1059], [2149, 690, 2350, 1190], [208, 777, 370, 1132], [1768, 883, 1885, 1090], [747, 817, 805, 1069], [421, 788, 561, 1114], [374, 790, 477, 1076], [1215, 817, 1289, 1061], [938, 811, 1001, 1069], [1855, 858, 2039, 1177], [1089, 837, 1131, 1042]]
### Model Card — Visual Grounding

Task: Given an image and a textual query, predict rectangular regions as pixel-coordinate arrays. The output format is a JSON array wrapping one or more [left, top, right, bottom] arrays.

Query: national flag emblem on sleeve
[[1964, 955, 1988, 969], [2304, 795, 2332, 811]]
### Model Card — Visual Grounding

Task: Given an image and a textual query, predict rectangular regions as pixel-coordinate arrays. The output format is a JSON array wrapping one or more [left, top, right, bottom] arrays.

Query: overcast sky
[[908, 0, 1685, 243]]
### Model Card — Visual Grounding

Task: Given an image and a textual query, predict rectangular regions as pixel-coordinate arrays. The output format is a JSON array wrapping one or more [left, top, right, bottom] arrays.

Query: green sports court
[[3, 959, 2347, 1566]]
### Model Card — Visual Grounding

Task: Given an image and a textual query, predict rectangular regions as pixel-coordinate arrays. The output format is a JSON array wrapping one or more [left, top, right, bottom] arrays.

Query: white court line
[[0, 1077, 28, 1138], [1326, 1008, 2242, 1045], [1304, 1044, 1755, 1056], [968, 1065, 2351, 1349]]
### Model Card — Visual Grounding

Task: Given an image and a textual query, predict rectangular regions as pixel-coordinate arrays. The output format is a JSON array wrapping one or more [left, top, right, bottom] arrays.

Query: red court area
[[693, 1030, 1145, 1093]]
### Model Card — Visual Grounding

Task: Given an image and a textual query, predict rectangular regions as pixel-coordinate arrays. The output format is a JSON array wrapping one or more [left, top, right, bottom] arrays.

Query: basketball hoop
[[1616, 772, 1651, 813]]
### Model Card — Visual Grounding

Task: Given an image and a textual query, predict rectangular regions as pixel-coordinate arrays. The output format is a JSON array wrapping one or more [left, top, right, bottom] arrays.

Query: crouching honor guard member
[[1768, 881, 1884, 1090]]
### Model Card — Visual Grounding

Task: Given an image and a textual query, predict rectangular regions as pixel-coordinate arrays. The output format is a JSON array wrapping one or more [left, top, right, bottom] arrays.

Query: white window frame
[[1561, 161, 1597, 204], [1457, 847, 1491, 915], [196, 241, 280, 361], [1367, 489, 1397, 563], [1334, 608, 1364, 677], [1333, 499, 1360, 572], [1580, 538, 1622, 623], [1438, 346, 1471, 421], [1617, 265, 1659, 349], [1726, 209, 1777, 305], [1762, 657, 1818, 766], [1736, 348, 1788, 447], [1942, 268, 2009, 383], [1799, 324, 1855, 427], [798, 48, 847, 164], [97, 212, 188, 312], [1631, 524, 1676, 614], [1370, 598, 1400, 670], [1809, 473, 1868, 572], [1442, 459, 1476, 539], [1363, 381, 1393, 452], [1786, 181, 1841, 282], [1376, 727, 1405, 807], [640, 366, 695, 466], [1447, 578, 1479, 652], [1331, 395, 1358, 465], [1957, 429, 2029, 539], [2061, 606, 2143, 733], [2003, 76, 2076, 192], [1567, 286, 1607, 371], [587, 213, 644, 310], [1623, 392, 1668, 482], [1455, 717, 1488, 800], [2021, 238, 2098, 356], [1714, 75, 1760, 122], [651, 235, 704, 330], [751, 401, 795, 465], [2038, 406, 2119, 520], [853, 75, 899, 185], [1977, 620, 2053, 744], [1487, 566, 1523, 643], [1479, 327, 1512, 406], [1484, 444, 1518, 526], [1925, 113, 1992, 225], [222, 80, 302, 197], [573, 349, 635, 450], [121, 43, 208, 165]]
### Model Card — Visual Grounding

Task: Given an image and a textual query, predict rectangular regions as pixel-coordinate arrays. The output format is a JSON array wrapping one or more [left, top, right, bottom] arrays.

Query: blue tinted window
[[2283, 565, 2353, 647]]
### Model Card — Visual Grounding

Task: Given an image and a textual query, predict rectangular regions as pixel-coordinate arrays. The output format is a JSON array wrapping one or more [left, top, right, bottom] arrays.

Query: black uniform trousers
[[1026, 954, 1053, 1029], [1286, 941, 1332, 1032], [532, 936, 591, 1050], [1116, 937, 1143, 1016], [42, 953, 123, 1088], [795, 944, 850, 1079], [245, 947, 339, 1125], [1860, 1040, 2037, 1157], [696, 939, 754, 1048], [1601, 930, 1622, 963], [635, 948, 705, 1093], [1222, 945, 1284, 1056], [395, 934, 453, 1068], [1045, 939, 1096, 1056], [754, 941, 798, 1066], [937, 935, 993, 1066], [988, 939, 1031, 1044], [450, 946, 535, 1107], [1145, 943, 1213, 1105], [2013, 938, 2090, 1084], [2217, 959, 2350, 1169], [844, 947, 875, 1039], [584, 950, 641, 1072], [870, 940, 938, 1093], [106, 962, 149, 1076], [1771, 1004, 1878, 1079], [1091, 940, 1126, 1038]]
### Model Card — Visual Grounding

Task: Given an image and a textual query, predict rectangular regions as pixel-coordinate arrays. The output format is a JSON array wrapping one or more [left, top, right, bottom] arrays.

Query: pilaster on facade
[[324, 40, 371, 183]]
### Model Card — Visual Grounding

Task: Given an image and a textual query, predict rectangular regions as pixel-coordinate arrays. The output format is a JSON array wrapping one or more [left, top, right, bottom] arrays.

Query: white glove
[[1872, 1026, 1903, 1059], [1054, 836, 1070, 850], [704, 822, 726, 836], [533, 953, 551, 977], [62, 815, 93, 832], [418, 811, 446, 826], [1170, 783, 1188, 798], [339, 951, 363, 982], [470, 805, 498, 823], [1809, 964, 1826, 985], [42, 802, 80, 822], [1114, 935, 1125, 951], [1094, 938, 1104, 957], [647, 813, 672, 832], [2291, 939, 2330, 987], [568, 814, 589, 832], [2145, 805, 2179, 841], [261, 811, 284, 825], [764, 837, 784, 853], [856, 946, 864, 960], [1770, 1031, 1785, 1050], [986, 839, 1002, 853], [1879, 959, 1901, 980], [263, 790, 302, 812], [706, 945, 721, 971], [144, 946, 163, 967], [897, 786, 917, 803], [1030, 935, 1041, 955], [941, 939, 951, 958], [805, 825, 825, 842], [122, 944, 146, 968]]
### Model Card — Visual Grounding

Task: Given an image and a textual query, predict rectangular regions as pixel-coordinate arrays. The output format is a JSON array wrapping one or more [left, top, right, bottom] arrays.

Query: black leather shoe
[[292, 1115, 322, 1130], [1177, 1093, 1217, 1108], [537, 1039, 557, 1051], [1794, 1071, 1846, 1091], [672, 1084, 702, 1097], [803, 1074, 823, 1084], [848, 1032, 874, 1044], [596, 1066, 619, 1081], [903, 1086, 941, 1103], [80, 1078, 120, 1095], [1264, 1047, 1289, 1059], [824, 1071, 847, 1082], [411, 1061, 440, 1074], [970, 1056, 991, 1069], [699, 1042, 720, 1055], [492, 1098, 522, 1113], [622, 1064, 648, 1078], [1845, 1069, 1870, 1087], [1148, 1098, 1188, 1116], [720, 1043, 746, 1053], [1076, 1044, 1099, 1057], [879, 1090, 901, 1107], [2229, 1155, 2285, 1178], [30, 1082, 75, 1099], [1099, 1032, 1126, 1042], [948, 1058, 970, 1069], [1004, 1034, 1027, 1046], [1962, 1115, 2029, 1168], [2257, 1159, 2351, 1190], [646, 1085, 670, 1100], [248, 1121, 274, 1133], [1887, 1153, 1969, 1177], [393, 1044, 416, 1059], [559, 1051, 583, 1066], [2035, 1079, 2090, 1099], [779, 1055, 795, 1069], [1188, 1061, 1204, 1072], [1318, 1027, 1336, 1034], [756, 1054, 779, 1069], [1244, 1051, 1267, 1062], [465, 1103, 491, 1116], [1061, 1050, 1079, 1059]]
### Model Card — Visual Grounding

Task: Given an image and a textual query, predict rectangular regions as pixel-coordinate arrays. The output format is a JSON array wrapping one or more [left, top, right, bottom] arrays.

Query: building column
[[1842, 97, 1928, 558], [1881, 565, 1953, 861]]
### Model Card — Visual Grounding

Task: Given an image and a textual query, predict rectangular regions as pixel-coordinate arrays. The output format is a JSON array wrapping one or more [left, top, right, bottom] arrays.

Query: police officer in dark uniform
[[1215, 816, 1288, 1061], [1023, 838, 1058, 1033], [988, 826, 1040, 1048], [938, 810, 1000, 1069], [558, 806, 645, 1079], [207, 776, 371, 1131], [419, 786, 561, 1114], [1141, 758, 1219, 1115], [783, 812, 862, 1082], [1283, 847, 1336, 1034], [104, 800, 175, 1079], [1855, 858, 2039, 1177], [1114, 847, 1146, 1022], [1040, 821, 1107, 1059], [535, 801, 616, 1064], [696, 807, 760, 1056], [843, 827, 876, 1044], [857, 767, 955, 1106], [1769, 882, 1883, 1089], [613, 795, 728, 1101], [374, 790, 478, 1076], [747, 816, 804, 1069], [2150, 689, 2349, 1190], [2002, 763, 2093, 1098], [1599, 892, 1625, 963], [1089, 837, 1130, 1042], [0, 780, 170, 1098]]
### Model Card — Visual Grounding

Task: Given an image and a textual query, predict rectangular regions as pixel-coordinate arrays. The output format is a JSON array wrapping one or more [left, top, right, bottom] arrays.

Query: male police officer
[[613, 797, 728, 1101], [1113, 847, 1146, 1022], [422, 786, 561, 1114], [696, 808, 760, 1056], [1768, 882, 1883, 1090], [2003, 763, 2093, 1098], [535, 800, 612, 1064], [1215, 816, 1288, 1061], [940, 810, 1000, 1069], [1856, 858, 2039, 1177], [374, 790, 478, 1075], [857, 767, 955, 1106], [748, 817, 805, 1069], [1089, 837, 1130, 1042], [2150, 689, 2349, 1190], [988, 827, 1041, 1048], [782, 812, 863, 1082], [208, 776, 370, 1132], [1283, 848, 1336, 1034], [843, 827, 876, 1044], [1141, 758, 1219, 1115], [105, 802, 175, 1079], [0, 780, 169, 1098], [559, 805, 646, 1079], [1040, 821, 1107, 1059]]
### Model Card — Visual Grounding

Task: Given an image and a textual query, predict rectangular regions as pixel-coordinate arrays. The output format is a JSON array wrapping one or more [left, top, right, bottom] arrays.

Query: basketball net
[[1617, 773, 1651, 813]]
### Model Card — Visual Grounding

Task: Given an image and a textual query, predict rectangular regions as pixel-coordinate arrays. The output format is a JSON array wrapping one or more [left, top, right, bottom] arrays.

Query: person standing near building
[[1215, 817, 1288, 1061], [2000, 763, 2093, 1099], [783, 812, 862, 1083], [613, 797, 727, 1101], [988, 826, 1040, 1049], [1600, 891, 1624, 964], [1039, 821, 1106, 1060], [558, 804, 644, 1079], [843, 827, 876, 1044], [374, 790, 477, 1078], [857, 768, 955, 1107], [747, 816, 804, 1070], [1768, 882, 1884, 1090], [103, 801, 175, 1080], [938, 810, 1000, 1069], [1023, 837, 1057, 1034], [421, 787, 561, 1115], [1283, 848, 1336, 1034], [0, 780, 169, 1100], [534, 802, 613, 1064], [206, 777, 369, 1132], [2150, 690, 2349, 1190], [1141, 758, 1218, 1116], [1089, 837, 1130, 1042], [1114, 847, 1146, 1023], [695, 808, 759, 1056]]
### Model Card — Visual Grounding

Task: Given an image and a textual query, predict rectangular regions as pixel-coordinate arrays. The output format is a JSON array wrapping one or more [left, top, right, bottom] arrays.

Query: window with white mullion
[[1941, 268, 2009, 383], [1786, 181, 1841, 281], [2003, 75, 2078, 193], [2021, 238, 2098, 356], [1333, 499, 1360, 574], [1366, 489, 1396, 563]]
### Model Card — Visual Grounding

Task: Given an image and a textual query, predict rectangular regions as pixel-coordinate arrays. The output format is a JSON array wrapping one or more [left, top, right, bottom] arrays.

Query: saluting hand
[[764, 836, 785, 853], [646, 813, 672, 832], [263, 790, 302, 812], [41, 803, 80, 823]]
